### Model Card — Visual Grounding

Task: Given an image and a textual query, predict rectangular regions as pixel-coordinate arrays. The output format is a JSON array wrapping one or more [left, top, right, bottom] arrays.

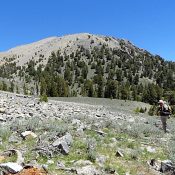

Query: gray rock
[[96, 155, 106, 167], [21, 131, 37, 139], [9, 134, 20, 143], [73, 160, 93, 166], [52, 133, 73, 155], [146, 146, 156, 153], [42, 164, 49, 173], [63, 133, 73, 145], [96, 114, 101, 118], [57, 161, 65, 169], [148, 159, 161, 171], [2, 150, 24, 165], [0, 116, 6, 122], [111, 138, 117, 142], [53, 140, 70, 155], [47, 160, 54, 164], [13, 150, 24, 165], [36, 147, 53, 158], [0, 108, 6, 113], [76, 165, 101, 175], [0, 162, 23, 174], [161, 160, 173, 173], [115, 150, 124, 157], [76, 128, 84, 137], [29, 112, 34, 116], [95, 130, 106, 136], [27, 103, 35, 107]]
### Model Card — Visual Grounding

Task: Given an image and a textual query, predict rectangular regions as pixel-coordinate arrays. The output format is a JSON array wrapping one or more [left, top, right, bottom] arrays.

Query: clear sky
[[0, 0, 175, 61]]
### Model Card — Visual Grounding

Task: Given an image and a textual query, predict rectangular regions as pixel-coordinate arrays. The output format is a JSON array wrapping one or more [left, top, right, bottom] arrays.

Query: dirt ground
[[9, 168, 47, 175]]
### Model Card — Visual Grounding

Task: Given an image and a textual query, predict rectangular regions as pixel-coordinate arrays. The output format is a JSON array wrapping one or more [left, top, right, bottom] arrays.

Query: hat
[[158, 100, 164, 104]]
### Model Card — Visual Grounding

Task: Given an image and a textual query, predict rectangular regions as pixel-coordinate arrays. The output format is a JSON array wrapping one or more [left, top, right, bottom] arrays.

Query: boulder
[[96, 155, 107, 167], [52, 133, 73, 155], [0, 162, 23, 174], [0, 116, 6, 122], [94, 130, 106, 136], [0, 108, 6, 113], [63, 133, 73, 145], [11, 150, 24, 165], [115, 150, 124, 157], [146, 146, 156, 153], [148, 159, 161, 171], [21, 131, 37, 139], [76, 128, 84, 137], [76, 165, 101, 175], [52, 140, 69, 155], [160, 160, 173, 173], [57, 161, 65, 169], [73, 160, 93, 166]]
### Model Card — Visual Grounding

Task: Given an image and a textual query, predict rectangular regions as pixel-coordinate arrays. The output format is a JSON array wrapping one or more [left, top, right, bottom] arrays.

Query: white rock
[[76, 165, 101, 175], [146, 146, 156, 153], [0, 162, 23, 173], [0, 108, 6, 113], [21, 131, 37, 138], [47, 160, 54, 164], [74, 160, 92, 166], [0, 116, 6, 122]]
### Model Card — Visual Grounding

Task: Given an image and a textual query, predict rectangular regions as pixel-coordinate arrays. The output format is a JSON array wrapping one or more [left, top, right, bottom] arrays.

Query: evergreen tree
[[84, 80, 94, 97], [9, 81, 15, 92], [40, 77, 47, 95], [105, 80, 118, 98], [2, 81, 7, 91]]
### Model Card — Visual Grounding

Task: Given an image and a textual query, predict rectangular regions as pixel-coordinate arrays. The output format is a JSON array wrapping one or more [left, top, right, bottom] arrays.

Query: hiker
[[157, 100, 171, 133]]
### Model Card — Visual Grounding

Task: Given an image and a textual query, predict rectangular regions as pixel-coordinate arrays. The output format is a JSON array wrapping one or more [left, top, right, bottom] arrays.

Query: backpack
[[162, 103, 171, 116]]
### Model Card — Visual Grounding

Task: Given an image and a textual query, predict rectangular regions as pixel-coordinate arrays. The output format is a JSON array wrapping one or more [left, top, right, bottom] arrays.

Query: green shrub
[[148, 105, 157, 116], [86, 138, 97, 162], [139, 107, 145, 113], [39, 94, 48, 102], [0, 126, 12, 142], [104, 163, 115, 174], [134, 107, 145, 114], [87, 149, 96, 162], [134, 107, 140, 114]]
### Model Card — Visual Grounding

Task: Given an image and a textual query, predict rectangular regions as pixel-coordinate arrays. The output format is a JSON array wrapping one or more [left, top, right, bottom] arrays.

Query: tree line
[[1, 42, 175, 104]]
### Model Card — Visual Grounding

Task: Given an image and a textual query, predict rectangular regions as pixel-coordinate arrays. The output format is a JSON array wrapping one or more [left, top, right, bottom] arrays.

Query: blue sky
[[0, 0, 175, 61]]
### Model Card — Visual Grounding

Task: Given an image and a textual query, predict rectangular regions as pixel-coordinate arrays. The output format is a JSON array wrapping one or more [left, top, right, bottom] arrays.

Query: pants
[[160, 115, 168, 133]]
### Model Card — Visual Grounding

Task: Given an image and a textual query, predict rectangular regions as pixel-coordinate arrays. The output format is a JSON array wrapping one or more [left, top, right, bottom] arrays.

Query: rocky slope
[[0, 33, 141, 66], [0, 91, 175, 174]]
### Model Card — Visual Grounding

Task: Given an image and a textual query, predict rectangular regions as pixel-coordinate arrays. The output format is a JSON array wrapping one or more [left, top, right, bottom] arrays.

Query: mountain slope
[[0, 33, 143, 66], [0, 33, 175, 105]]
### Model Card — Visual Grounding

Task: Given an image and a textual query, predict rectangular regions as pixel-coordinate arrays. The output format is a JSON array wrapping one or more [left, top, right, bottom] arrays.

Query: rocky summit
[[0, 91, 175, 174]]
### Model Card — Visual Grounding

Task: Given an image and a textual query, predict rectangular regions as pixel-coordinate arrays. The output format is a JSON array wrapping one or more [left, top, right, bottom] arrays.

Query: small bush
[[134, 107, 140, 114], [134, 107, 145, 114], [148, 105, 157, 116], [39, 94, 48, 102], [0, 126, 12, 142], [87, 149, 96, 162], [139, 107, 145, 113], [104, 163, 115, 174], [86, 138, 97, 162], [168, 140, 175, 163]]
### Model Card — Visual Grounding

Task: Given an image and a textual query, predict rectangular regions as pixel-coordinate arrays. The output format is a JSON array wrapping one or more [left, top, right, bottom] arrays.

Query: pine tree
[[105, 80, 118, 98]]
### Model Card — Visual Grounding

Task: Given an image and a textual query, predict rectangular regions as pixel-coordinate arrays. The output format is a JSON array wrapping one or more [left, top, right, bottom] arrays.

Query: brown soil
[[9, 167, 47, 175]]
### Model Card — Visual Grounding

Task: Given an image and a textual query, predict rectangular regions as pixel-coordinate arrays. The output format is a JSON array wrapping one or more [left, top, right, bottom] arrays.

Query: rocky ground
[[0, 91, 175, 175]]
